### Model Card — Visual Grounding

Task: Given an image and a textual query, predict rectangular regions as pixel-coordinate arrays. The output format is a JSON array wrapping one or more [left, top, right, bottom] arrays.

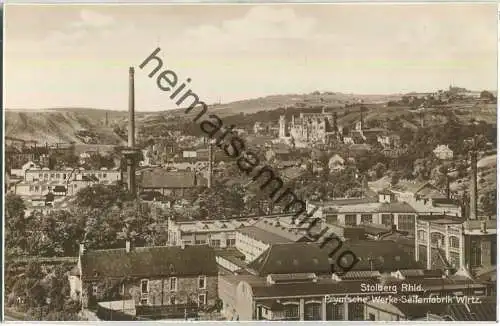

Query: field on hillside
[[5, 93, 496, 144]]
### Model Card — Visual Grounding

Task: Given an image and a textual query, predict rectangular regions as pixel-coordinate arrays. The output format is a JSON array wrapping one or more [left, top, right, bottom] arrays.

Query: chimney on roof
[[469, 151, 478, 220], [125, 240, 131, 253]]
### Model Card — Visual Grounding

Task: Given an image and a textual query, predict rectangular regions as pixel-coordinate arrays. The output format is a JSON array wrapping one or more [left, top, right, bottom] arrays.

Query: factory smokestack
[[128, 67, 135, 148], [124, 67, 137, 195], [469, 151, 478, 220], [208, 140, 213, 188]]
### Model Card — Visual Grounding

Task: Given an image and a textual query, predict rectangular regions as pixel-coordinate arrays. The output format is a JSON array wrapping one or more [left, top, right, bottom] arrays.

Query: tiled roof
[[448, 296, 496, 321], [248, 243, 332, 276], [80, 245, 217, 280], [239, 275, 487, 299], [325, 240, 424, 272], [391, 181, 435, 195], [140, 169, 199, 189], [392, 302, 449, 319], [362, 223, 391, 235], [238, 226, 303, 245], [376, 202, 416, 213]]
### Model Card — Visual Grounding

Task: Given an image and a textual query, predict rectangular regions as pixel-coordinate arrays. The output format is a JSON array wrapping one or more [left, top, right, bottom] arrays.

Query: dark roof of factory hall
[[80, 245, 217, 280]]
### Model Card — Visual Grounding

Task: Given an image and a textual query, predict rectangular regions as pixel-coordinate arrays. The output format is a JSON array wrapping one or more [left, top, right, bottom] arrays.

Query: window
[[398, 215, 415, 232], [284, 305, 299, 320], [381, 214, 394, 227], [141, 279, 149, 294], [470, 240, 482, 267], [369, 313, 376, 321], [56, 173, 60, 179], [348, 303, 364, 321], [450, 252, 460, 268], [50, 173, 55, 178], [198, 294, 206, 306], [103, 173, 107, 178], [169, 277, 177, 291], [449, 236, 460, 249], [492, 239, 497, 265], [92, 284, 98, 296], [431, 233, 444, 247], [226, 239, 236, 247], [418, 230, 427, 241], [361, 214, 373, 224], [345, 215, 357, 226], [198, 276, 206, 290], [326, 214, 338, 224], [169, 296, 176, 305], [210, 239, 221, 247]]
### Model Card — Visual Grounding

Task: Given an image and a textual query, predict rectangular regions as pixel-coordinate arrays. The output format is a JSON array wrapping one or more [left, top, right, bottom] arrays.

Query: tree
[[372, 162, 387, 179], [480, 90, 495, 101], [5, 194, 28, 253], [480, 190, 496, 217]]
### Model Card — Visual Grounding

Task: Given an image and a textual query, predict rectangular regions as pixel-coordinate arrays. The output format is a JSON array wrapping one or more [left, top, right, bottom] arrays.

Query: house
[[377, 134, 401, 148], [433, 144, 454, 160], [328, 154, 345, 172], [10, 160, 37, 178], [265, 145, 292, 162], [15, 167, 121, 198], [167, 217, 259, 248], [69, 242, 219, 319], [307, 192, 419, 234], [139, 169, 207, 196]]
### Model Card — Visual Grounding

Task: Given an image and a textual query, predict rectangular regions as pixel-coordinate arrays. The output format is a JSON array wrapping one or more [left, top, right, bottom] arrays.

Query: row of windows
[[139, 293, 207, 306], [34, 172, 112, 179], [330, 213, 415, 229], [140, 276, 206, 296], [417, 231, 460, 249]]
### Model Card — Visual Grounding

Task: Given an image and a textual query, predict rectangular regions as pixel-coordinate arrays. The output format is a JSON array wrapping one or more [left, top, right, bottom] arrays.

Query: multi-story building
[[69, 242, 218, 319], [167, 217, 259, 248], [168, 214, 316, 263], [218, 241, 488, 321], [14, 167, 121, 197], [307, 192, 418, 234], [415, 215, 496, 273], [278, 109, 341, 147]]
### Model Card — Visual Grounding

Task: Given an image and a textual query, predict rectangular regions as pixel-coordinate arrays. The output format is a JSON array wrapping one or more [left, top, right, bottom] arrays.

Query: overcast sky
[[4, 3, 498, 111]]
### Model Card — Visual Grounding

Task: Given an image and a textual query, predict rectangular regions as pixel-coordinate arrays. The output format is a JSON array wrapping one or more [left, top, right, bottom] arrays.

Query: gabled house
[[69, 242, 219, 319], [433, 144, 454, 160], [139, 169, 207, 196], [328, 154, 345, 172]]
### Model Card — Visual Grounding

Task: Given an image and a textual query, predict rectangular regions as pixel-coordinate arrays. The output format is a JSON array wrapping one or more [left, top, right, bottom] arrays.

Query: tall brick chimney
[[128, 67, 135, 148], [208, 140, 213, 188], [125, 67, 137, 194], [469, 151, 478, 220]]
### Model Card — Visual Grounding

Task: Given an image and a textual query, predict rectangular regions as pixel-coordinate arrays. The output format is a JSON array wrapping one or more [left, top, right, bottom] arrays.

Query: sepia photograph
[[3, 2, 498, 322]]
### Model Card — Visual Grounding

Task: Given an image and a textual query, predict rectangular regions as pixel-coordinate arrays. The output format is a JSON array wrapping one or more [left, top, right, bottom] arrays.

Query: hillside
[[5, 92, 496, 144], [5, 109, 128, 145]]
